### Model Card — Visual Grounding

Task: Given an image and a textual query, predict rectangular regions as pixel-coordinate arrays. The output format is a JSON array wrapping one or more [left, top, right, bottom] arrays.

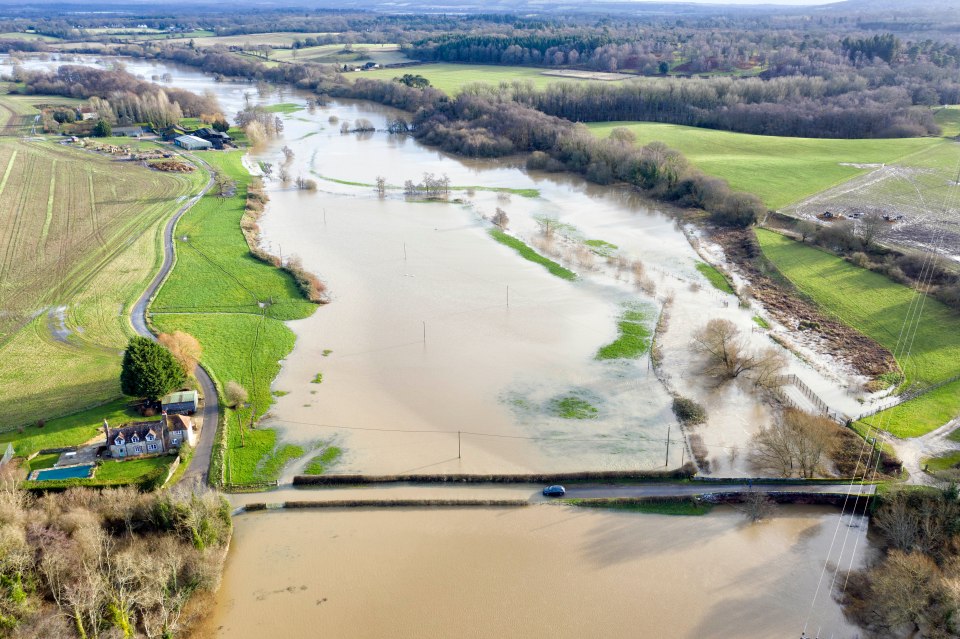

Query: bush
[[672, 396, 707, 425]]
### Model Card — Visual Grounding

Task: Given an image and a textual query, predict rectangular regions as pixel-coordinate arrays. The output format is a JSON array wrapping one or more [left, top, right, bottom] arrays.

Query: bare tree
[[796, 220, 818, 243], [736, 490, 777, 522], [277, 165, 290, 184], [691, 319, 786, 384], [260, 161, 273, 180], [491, 207, 509, 229], [281, 145, 295, 164], [225, 381, 249, 409], [213, 172, 233, 200], [158, 331, 202, 376], [859, 211, 889, 248], [339, 121, 351, 134], [750, 409, 836, 478], [375, 176, 387, 198]]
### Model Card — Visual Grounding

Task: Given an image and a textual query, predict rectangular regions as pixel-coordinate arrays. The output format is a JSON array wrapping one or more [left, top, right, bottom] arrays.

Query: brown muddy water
[[197, 506, 868, 639], [1, 54, 873, 475]]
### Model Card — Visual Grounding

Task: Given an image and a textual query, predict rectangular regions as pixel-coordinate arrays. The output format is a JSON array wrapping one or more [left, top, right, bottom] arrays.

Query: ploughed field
[[0, 139, 203, 427]]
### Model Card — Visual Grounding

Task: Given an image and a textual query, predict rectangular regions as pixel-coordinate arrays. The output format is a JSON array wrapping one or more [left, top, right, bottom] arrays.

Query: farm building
[[104, 413, 196, 459], [113, 125, 145, 137], [174, 134, 212, 150], [161, 389, 199, 415]]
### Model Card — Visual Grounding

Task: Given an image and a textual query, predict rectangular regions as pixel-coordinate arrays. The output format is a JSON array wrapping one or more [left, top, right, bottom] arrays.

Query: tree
[[796, 220, 818, 243], [691, 319, 786, 383], [211, 118, 230, 133], [92, 118, 111, 137], [736, 490, 776, 522], [858, 212, 889, 249], [750, 409, 836, 478], [120, 337, 185, 401], [225, 381, 249, 409], [491, 207, 509, 229], [658, 60, 670, 74], [157, 331, 202, 376], [214, 172, 233, 200], [375, 176, 387, 198]]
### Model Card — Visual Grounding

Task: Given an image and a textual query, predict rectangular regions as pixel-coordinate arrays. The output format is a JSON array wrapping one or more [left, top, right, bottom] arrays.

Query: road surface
[[130, 156, 216, 487], [225, 481, 877, 509]]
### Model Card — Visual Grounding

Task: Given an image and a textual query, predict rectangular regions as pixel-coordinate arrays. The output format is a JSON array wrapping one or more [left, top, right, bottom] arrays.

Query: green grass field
[[595, 305, 652, 360], [151, 150, 317, 485], [923, 450, 960, 473], [566, 498, 711, 516], [588, 122, 942, 209], [0, 140, 204, 428], [695, 261, 735, 294], [755, 228, 960, 437], [488, 228, 576, 280], [358, 63, 623, 95], [0, 398, 155, 457], [935, 106, 960, 138]]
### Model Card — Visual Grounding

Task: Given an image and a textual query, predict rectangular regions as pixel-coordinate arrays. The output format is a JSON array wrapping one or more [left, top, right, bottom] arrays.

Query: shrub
[[672, 396, 707, 425]]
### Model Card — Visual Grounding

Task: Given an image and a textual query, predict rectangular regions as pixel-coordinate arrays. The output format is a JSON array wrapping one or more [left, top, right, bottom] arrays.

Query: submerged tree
[[750, 409, 836, 478]]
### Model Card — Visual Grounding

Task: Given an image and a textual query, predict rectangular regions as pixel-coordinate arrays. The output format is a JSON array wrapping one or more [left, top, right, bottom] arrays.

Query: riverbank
[[150, 150, 319, 487]]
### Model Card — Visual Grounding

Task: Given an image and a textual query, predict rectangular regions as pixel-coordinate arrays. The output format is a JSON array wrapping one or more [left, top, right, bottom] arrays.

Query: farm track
[[132, 153, 218, 486]]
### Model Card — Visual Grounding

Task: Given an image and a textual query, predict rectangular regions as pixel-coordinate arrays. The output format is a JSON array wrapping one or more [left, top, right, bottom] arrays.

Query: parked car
[[542, 485, 566, 497]]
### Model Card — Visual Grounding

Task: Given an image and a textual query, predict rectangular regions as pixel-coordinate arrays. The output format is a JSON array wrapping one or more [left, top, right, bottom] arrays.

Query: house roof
[[108, 420, 165, 444], [162, 390, 199, 406], [167, 414, 193, 432], [174, 135, 212, 147]]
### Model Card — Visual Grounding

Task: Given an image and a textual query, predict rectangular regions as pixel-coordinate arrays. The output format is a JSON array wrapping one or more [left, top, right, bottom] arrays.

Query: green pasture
[[358, 63, 617, 95], [755, 228, 960, 437], [588, 122, 943, 209], [151, 150, 316, 485], [935, 106, 960, 138]]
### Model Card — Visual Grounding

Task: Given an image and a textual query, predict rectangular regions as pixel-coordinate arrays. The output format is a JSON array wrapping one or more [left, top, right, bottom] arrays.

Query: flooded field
[[197, 506, 868, 639], [1, 54, 871, 475]]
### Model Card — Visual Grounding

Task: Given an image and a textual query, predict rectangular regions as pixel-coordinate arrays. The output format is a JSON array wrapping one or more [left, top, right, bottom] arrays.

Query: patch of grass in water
[[263, 102, 303, 114], [303, 446, 342, 475], [695, 261, 735, 294], [272, 390, 289, 397], [595, 305, 652, 360], [256, 443, 305, 482], [549, 395, 599, 420], [584, 238, 618, 257], [311, 372, 323, 384], [566, 498, 712, 516], [752, 315, 770, 329], [322, 349, 333, 357], [488, 228, 576, 281]]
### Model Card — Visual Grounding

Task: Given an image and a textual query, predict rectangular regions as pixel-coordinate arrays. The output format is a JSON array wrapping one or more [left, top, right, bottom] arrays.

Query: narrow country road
[[224, 481, 877, 510], [131, 154, 217, 487]]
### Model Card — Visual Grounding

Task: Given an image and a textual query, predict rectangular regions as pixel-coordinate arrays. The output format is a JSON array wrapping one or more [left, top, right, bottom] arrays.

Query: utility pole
[[665, 424, 671, 467], [404, 242, 407, 261], [422, 320, 426, 344], [323, 208, 327, 225], [506, 285, 509, 308], [458, 431, 461, 459]]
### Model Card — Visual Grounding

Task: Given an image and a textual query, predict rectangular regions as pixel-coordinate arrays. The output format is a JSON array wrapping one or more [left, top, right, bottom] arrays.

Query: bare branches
[[749, 409, 836, 478]]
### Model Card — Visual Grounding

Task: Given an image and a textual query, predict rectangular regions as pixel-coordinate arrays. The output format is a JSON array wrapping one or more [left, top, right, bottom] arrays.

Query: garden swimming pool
[[32, 463, 95, 481]]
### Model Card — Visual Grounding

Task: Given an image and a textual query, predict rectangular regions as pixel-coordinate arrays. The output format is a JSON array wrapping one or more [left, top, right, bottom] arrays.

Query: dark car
[[542, 485, 566, 497]]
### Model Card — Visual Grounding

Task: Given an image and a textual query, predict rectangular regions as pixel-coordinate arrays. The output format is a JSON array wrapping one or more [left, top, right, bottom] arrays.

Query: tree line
[[0, 472, 232, 638], [333, 79, 765, 227], [16, 64, 220, 128]]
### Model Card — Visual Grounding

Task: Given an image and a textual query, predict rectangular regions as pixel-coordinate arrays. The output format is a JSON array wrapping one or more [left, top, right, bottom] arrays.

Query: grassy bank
[[488, 228, 576, 280], [151, 150, 318, 485], [588, 122, 942, 209], [695, 261, 735, 294], [566, 497, 712, 516], [755, 228, 960, 436]]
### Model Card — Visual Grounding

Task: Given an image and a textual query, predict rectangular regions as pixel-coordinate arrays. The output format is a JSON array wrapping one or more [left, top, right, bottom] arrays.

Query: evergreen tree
[[120, 336, 186, 400], [92, 118, 112, 137]]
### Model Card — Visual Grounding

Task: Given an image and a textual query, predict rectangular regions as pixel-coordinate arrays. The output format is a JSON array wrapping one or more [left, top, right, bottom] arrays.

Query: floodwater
[[197, 506, 869, 639], [0, 53, 870, 475]]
